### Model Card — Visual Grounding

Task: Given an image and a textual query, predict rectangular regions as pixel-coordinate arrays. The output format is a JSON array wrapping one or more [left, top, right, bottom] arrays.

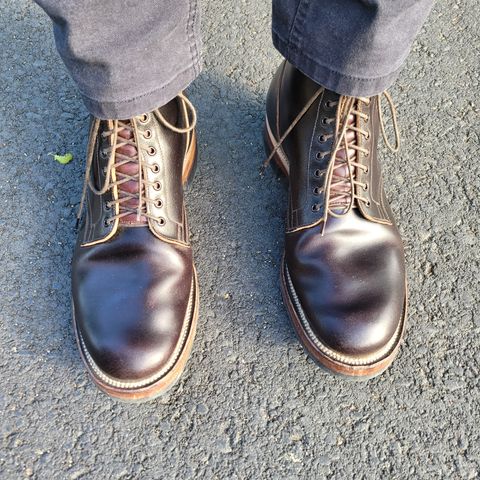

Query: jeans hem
[[80, 60, 201, 119], [272, 30, 403, 97]]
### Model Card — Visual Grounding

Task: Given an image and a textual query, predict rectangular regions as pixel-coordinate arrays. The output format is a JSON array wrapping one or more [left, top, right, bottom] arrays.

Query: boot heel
[[263, 118, 289, 177]]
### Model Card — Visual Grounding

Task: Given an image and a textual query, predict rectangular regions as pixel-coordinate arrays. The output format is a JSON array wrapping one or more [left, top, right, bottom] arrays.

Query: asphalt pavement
[[0, 0, 479, 478]]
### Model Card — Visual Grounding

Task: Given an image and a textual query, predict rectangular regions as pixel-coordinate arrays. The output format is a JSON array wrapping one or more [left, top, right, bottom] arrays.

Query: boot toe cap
[[285, 217, 406, 363], [72, 230, 195, 387]]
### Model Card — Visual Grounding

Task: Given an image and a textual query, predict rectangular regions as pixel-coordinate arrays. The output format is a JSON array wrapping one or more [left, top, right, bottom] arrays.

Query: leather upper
[[284, 212, 405, 358], [72, 96, 196, 384], [267, 62, 406, 362], [80, 99, 192, 246]]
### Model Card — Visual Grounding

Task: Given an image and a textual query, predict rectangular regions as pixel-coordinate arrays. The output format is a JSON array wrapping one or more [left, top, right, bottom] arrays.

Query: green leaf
[[49, 152, 73, 165]]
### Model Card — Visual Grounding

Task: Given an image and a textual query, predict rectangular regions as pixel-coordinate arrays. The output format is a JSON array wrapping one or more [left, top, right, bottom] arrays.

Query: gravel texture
[[0, 1, 479, 479]]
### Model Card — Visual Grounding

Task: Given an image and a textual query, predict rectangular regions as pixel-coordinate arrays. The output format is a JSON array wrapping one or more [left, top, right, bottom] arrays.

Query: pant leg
[[35, 0, 202, 119], [272, 0, 434, 97]]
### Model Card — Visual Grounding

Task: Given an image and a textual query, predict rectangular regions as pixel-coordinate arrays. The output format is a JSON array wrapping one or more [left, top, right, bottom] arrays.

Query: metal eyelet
[[318, 135, 327, 143], [363, 183, 369, 191], [365, 201, 371, 208], [104, 219, 111, 227], [153, 181, 162, 191], [314, 169, 322, 177], [311, 204, 321, 212], [157, 217, 166, 226], [154, 199, 163, 208], [138, 113, 149, 123], [105, 203, 111, 211], [316, 152, 323, 160], [151, 163, 160, 173], [148, 146, 156, 156], [144, 130, 152, 139], [313, 187, 322, 195]]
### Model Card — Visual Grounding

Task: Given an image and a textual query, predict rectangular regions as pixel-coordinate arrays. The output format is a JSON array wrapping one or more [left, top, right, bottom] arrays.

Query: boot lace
[[323, 93, 399, 217], [262, 89, 400, 231], [77, 93, 196, 226]]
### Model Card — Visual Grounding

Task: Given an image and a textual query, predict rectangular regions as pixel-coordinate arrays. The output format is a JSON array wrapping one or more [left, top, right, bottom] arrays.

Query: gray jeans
[[36, 0, 433, 119]]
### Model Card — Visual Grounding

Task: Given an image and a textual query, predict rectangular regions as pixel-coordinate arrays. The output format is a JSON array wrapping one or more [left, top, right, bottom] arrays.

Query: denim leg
[[272, 0, 434, 96], [35, 0, 202, 119]]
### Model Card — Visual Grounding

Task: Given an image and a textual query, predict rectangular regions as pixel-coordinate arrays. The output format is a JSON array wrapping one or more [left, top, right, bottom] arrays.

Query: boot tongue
[[115, 122, 147, 225]]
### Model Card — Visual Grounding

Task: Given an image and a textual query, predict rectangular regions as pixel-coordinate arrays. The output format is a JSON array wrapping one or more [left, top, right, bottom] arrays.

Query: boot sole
[[264, 116, 407, 379]]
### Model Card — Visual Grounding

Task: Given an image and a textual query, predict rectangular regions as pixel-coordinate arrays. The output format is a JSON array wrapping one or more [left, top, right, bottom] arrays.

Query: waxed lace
[[77, 93, 196, 225], [262, 89, 400, 230]]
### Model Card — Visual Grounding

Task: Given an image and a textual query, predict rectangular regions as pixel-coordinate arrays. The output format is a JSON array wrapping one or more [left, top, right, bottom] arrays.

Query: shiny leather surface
[[80, 99, 191, 245], [267, 62, 406, 362], [72, 97, 195, 384]]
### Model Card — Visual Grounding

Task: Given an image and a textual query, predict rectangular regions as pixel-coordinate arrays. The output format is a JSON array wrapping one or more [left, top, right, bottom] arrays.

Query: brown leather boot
[[72, 94, 199, 400], [264, 62, 407, 379]]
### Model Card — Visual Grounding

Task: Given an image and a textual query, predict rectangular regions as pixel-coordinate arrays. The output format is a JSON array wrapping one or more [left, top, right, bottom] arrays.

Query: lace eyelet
[[143, 130, 152, 139], [138, 113, 149, 123], [326, 100, 336, 109], [102, 166, 108, 174], [154, 199, 163, 208], [148, 146, 156, 156], [363, 183, 369, 191], [153, 181, 162, 191], [157, 217, 166, 226], [316, 152, 324, 160], [104, 219, 111, 227], [365, 201, 371, 208], [364, 167, 369, 174], [105, 203, 111, 211], [318, 135, 327, 143], [311, 204, 321, 212], [151, 163, 160, 173], [313, 187, 322, 195], [314, 169, 322, 177]]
